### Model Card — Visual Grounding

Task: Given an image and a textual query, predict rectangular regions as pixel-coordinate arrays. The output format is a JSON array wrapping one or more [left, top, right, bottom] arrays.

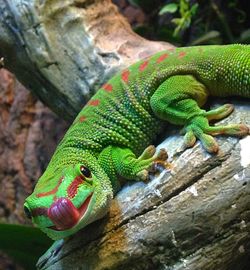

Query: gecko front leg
[[98, 145, 168, 186]]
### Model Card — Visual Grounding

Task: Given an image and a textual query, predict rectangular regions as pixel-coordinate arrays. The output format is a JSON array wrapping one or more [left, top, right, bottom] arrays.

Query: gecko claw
[[135, 147, 170, 181], [150, 148, 172, 173], [157, 148, 168, 161], [138, 145, 156, 160], [136, 169, 150, 182]]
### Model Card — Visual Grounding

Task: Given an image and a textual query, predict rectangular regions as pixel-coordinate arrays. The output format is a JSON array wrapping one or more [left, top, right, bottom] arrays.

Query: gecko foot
[[36, 239, 64, 270], [182, 114, 249, 153], [136, 146, 170, 181]]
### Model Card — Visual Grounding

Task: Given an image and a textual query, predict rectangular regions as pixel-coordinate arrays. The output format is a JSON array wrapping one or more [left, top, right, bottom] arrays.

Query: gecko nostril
[[24, 204, 32, 219]]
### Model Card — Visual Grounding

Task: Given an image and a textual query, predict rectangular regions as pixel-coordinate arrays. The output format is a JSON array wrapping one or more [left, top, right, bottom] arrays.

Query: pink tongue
[[48, 198, 79, 230]]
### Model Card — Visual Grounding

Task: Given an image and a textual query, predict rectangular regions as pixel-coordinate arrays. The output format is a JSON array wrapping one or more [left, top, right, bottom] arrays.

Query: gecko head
[[24, 156, 113, 240]]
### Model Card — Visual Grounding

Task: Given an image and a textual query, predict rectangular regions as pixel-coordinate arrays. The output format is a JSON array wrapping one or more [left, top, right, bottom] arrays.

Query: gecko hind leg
[[150, 75, 249, 153]]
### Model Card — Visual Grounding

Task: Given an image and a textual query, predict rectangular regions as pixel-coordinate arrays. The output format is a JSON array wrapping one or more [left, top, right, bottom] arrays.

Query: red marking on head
[[36, 177, 64, 198], [139, 60, 149, 72], [88, 99, 100, 106], [79, 116, 86, 122], [102, 83, 113, 92], [121, 70, 130, 83], [178, 51, 186, 58], [31, 207, 48, 217], [67, 176, 85, 199], [157, 53, 169, 63]]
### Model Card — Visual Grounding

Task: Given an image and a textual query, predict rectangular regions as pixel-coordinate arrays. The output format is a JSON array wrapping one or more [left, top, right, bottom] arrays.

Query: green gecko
[[24, 44, 250, 240]]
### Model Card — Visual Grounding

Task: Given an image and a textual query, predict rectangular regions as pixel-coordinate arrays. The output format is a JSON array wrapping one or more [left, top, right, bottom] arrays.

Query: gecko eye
[[80, 165, 91, 178], [24, 205, 32, 219]]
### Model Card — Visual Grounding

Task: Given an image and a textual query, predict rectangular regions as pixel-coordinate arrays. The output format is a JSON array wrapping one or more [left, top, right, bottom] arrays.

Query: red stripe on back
[[121, 70, 130, 83], [178, 51, 186, 58], [36, 177, 64, 198], [79, 116, 86, 122], [67, 176, 85, 199], [102, 83, 113, 92], [139, 60, 149, 72], [88, 99, 100, 106], [157, 53, 169, 63]]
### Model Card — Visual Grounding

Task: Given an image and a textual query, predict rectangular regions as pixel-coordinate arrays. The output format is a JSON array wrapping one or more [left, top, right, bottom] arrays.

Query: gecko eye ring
[[80, 165, 91, 178]]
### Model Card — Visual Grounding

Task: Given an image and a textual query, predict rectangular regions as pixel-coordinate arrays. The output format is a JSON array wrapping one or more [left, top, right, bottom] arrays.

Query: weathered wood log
[[0, 1, 249, 270]]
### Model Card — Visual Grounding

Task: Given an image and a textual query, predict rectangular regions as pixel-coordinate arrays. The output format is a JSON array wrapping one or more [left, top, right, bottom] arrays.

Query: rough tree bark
[[0, 69, 68, 270], [0, 0, 249, 270]]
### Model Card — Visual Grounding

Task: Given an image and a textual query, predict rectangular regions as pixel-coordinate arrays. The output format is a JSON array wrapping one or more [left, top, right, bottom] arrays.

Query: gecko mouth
[[48, 194, 93, 231]]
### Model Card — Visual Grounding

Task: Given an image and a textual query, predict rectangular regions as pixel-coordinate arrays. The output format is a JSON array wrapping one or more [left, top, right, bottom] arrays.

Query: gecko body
[[24, 45, 250, 240]]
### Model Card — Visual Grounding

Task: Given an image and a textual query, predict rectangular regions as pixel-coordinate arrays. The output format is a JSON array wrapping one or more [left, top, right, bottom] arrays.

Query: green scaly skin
[[24, 44, 250, 240]]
